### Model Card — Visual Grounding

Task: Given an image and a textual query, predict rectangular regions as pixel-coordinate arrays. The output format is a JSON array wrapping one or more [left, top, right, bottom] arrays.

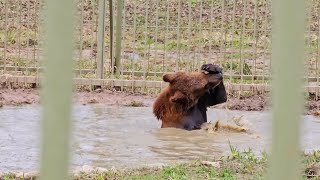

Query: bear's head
[[163, 70, 223, 109]]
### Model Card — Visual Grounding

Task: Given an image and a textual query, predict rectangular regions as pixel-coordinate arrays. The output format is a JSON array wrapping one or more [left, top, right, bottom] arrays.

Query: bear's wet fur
[[153, 64, 227, 130]]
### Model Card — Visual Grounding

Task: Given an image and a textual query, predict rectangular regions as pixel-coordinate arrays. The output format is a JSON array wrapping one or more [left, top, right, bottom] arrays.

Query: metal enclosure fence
[[0, 0, 319, 95], [0, 0, 311, 180]]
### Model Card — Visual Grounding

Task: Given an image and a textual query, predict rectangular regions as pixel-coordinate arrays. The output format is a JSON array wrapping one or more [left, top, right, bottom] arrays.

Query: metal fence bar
[[239, 0, 247, 93], [164, 0, 170, 73], [1, 0, 319, 97], [142, 0, 150, 92], [268, 0, 306, 179], [317, 7, 320, 100], [3, 0, 8, 73], [36, 0, 43, 80], [219, 0, 225, 67], [197, 0, 203, 70], [229, 0, 236, 82], [26, 0, 31, 70], [153, 0, 159, 77], [110, 0, 115, 78], [4, 74, 320, 93], [78, 0, 84, 77], [39, 0, 74, 179], [176, 0, 181, 71], [90, 0, 97, 74], [109, 0, 113, 72], [114, 0, 124, 74], [267, 0, 272, 86], [119, 0, 126, 92], [121, 25, 277, 31], [208, 0, 214, 65], [17, 0, 22, 74], [33, 0, 38, 70], [252, 0, 258, 85], [305, 1, 312, 91], [131, 3, 137, 92], [96, 0, 106, 79]]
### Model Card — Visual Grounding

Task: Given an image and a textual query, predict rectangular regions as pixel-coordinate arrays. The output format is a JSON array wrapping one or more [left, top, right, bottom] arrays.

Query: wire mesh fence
[[0, 0, 319, 95], [0, 1, 315, 179]]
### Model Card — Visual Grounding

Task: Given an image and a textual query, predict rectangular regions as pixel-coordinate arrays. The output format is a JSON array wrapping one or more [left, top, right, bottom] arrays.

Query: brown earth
[[0, 88, 319, 117]]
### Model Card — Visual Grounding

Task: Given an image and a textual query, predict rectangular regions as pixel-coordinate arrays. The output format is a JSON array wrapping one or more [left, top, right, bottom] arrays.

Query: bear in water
[[153, 64, 227, 130]]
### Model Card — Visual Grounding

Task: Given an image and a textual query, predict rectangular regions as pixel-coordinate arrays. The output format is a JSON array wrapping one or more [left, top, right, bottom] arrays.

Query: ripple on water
[[0, 104, 319, 172]]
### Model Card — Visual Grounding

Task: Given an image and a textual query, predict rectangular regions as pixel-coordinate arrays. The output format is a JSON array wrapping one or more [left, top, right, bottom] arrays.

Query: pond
[[0, 104, 319, 172]]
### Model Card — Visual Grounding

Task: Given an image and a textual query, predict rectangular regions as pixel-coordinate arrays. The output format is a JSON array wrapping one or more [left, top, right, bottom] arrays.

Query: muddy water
[[0, 105, 319, 172]]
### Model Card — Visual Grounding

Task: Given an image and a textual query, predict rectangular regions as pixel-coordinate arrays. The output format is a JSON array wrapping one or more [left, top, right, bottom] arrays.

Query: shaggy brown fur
[[153, 70, 224, 130]]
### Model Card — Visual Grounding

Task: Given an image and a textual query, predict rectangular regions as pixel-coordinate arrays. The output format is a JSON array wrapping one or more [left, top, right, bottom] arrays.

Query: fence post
[[109, 0, 114, 74], [268, 0, 306, 179], [96, 0, 106, 79], [114, 0, 124, 74], [39, 0, 74, 179]]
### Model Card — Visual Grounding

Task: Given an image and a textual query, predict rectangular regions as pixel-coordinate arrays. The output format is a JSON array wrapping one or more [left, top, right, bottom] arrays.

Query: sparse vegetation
[[1, 0, 319, 81], [1, 146, 319, 180], [125, 100, 144, 107]]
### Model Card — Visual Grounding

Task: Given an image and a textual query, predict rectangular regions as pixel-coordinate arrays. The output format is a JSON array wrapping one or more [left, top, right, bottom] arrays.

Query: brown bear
[[153, 64, 227, 130]]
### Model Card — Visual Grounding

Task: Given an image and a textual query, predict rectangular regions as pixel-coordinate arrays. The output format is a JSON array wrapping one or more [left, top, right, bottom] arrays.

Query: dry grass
[[1, 147, 319, 180], [1, 0, 319, 80]]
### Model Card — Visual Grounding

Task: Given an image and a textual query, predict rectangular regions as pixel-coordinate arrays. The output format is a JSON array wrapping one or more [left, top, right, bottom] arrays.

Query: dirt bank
[[0, 88, 319, 116], [0, 88, 156, 106]]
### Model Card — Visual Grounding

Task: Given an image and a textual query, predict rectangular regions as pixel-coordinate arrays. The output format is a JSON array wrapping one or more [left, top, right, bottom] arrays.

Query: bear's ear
[[169, 91, 188, 104], [163, 73, 177, 83], [163, 72, 184, 83]]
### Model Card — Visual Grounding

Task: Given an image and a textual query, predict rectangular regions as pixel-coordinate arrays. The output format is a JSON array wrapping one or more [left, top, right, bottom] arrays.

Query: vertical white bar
[[39, 0, 74, 179], [268, 0, 306, 179]]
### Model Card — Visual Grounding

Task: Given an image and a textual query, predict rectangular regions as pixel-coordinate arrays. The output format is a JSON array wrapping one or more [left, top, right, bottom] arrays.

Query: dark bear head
[[163, 69, 223, 109]]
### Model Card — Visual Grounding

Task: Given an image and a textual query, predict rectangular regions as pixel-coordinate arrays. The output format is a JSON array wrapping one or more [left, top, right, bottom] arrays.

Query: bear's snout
[[217, 73, 223, 81]]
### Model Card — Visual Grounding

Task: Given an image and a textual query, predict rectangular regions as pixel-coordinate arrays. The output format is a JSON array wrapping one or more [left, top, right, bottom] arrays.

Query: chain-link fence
[[0, 0, 319, 95]]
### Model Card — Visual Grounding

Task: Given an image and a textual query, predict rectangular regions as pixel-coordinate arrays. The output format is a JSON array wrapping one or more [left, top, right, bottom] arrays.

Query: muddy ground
[[0, 88, 319, 116]]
